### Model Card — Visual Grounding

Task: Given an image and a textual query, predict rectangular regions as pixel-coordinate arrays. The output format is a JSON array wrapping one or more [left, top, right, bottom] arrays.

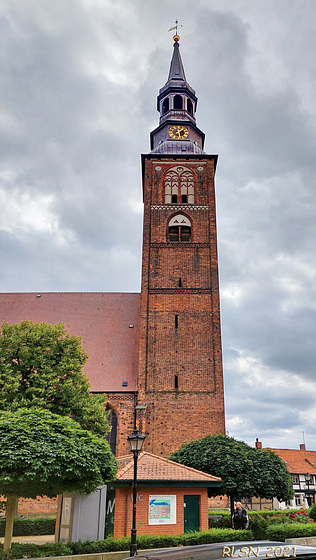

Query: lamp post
[[127, 429, 146, 557]]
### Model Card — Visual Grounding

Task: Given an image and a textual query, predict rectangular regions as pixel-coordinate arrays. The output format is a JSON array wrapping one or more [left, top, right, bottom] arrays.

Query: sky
[[1, 0, 316, 451]]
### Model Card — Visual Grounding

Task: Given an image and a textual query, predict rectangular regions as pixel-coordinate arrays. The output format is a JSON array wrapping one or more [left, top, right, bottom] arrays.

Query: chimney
[[300, 444, 306, 451], [255, 438, 262, 449]]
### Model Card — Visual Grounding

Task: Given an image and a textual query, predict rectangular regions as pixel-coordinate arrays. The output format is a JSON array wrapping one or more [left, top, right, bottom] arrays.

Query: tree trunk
[[230, 494, 235, 528], [4, 495, 18, 551]]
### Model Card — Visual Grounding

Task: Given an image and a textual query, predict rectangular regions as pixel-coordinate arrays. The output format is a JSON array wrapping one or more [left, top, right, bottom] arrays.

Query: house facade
[[255, 441, 316, 509]]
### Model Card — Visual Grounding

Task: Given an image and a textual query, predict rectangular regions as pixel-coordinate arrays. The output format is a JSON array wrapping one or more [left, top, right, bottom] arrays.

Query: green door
[[184, 495, 200, 533]]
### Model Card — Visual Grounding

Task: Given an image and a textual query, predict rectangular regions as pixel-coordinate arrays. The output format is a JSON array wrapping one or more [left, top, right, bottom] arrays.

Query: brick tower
[[137, 33, 225, 456]]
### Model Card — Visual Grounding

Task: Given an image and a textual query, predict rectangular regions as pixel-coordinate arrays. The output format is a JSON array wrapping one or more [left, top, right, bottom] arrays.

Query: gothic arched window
[[106, 407, 118, 455], [164, 166, 194, 204], [168, 214, 191, 243]]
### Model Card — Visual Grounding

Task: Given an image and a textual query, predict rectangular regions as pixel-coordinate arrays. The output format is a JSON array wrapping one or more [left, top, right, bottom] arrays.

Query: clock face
[[168, 125, 189, 140]]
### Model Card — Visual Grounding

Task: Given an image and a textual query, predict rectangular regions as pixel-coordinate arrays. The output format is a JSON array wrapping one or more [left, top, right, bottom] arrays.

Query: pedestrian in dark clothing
[[232, 502, 249, 529]]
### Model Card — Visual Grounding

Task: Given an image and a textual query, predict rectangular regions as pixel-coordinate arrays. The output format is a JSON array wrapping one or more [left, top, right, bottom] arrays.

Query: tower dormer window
[[174, 94, 183, 110], [165, 166, 194, 204], [168, 214, 191, 242]]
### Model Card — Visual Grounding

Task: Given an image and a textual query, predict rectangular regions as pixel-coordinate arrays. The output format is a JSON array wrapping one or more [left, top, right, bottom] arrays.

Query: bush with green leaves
[[0, 517, 56, 537], [0, 529, 253, 558], [309, 504, 316, 521], [266, 522, 316, 541]]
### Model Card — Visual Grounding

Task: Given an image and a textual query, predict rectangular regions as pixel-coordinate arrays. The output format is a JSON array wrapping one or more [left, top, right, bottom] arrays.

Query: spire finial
[[168, 19, 182, 43]]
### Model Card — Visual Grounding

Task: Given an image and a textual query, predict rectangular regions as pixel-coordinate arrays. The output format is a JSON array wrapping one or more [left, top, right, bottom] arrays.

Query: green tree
[[0, 408, 117, 550], [0, 321, 109, 436], [169, 434, 293, 520]]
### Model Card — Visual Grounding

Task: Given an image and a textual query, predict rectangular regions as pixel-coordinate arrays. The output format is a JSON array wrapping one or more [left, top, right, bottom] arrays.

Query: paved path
[[0, 535, 55, 544]]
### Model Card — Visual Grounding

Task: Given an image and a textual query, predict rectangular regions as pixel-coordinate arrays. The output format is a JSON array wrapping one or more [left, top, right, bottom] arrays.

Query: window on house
[[174, 375, 179, 389]]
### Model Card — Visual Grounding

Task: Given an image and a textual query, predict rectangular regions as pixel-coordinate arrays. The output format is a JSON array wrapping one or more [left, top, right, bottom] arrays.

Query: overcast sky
[[1, 0, 316, 452]]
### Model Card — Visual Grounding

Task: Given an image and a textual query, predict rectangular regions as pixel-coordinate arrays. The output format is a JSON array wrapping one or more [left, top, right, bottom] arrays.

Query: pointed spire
[[167, 39, 186, 82]]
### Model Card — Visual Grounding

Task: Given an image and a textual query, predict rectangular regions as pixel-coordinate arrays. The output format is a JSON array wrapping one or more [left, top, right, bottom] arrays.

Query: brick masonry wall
[[113, 486, 209, 538], [0, 496, 58, 516], [138, 155, 225, 456]]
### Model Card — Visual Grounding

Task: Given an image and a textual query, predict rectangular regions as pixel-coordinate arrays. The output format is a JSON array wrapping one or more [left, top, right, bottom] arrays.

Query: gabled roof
[[0, 292, 140, 393], [267, 447, 316, 475], [116, 451, 221, 485]]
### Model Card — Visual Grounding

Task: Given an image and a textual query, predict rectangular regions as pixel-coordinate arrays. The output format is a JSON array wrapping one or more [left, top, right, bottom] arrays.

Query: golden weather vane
[[168, 19, 183, 41]]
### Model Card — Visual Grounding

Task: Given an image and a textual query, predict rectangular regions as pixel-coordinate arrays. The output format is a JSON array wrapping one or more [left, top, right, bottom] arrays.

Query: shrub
[[0, 542, 72, 559], [0, 517, 56, 537], [266, 522, 316, 541], [0, 529, 254, 558], [209, 512, 231, 529], [309, 504, 316, 521]]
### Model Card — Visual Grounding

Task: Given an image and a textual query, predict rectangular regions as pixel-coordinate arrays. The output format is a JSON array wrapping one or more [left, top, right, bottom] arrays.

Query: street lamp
[[127, 429, 146, 557]]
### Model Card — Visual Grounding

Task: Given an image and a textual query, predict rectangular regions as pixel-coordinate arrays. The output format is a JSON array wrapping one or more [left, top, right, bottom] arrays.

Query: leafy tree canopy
[[169, 434, 293, 503], [0, 321, 109, 436], [0, 408, 117, 550], [0, 408, 117, 498]]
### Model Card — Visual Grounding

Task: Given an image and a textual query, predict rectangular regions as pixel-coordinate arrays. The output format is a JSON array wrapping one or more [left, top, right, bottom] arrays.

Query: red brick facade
[[137, 156, 225, 456], [113, 486, 209, 538]]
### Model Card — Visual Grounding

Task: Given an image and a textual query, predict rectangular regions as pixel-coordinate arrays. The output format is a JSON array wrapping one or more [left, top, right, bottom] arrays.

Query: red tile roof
[[267, 448, 316, 475], [0, 292, 140, 392], [117, 451, 221, 483]]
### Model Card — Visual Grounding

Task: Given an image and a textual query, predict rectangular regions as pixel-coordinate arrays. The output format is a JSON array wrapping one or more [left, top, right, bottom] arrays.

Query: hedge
[[0, 529, 252, 559], [266, 522, 316, 541], [0, 517, 56, 537]]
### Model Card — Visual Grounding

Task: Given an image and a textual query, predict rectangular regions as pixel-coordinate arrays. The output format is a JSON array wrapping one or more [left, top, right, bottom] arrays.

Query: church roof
[[116, 451, 221, 484], [0, 292, 140, 393]]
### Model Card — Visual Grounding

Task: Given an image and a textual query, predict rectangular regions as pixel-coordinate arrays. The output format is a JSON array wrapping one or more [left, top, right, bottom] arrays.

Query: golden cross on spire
[[168, 19, 183, 41]]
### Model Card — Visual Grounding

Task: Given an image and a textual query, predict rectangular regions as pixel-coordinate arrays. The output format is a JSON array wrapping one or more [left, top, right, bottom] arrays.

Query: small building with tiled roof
[[255, 440, 316, 509], [112, 451, 221, 537]]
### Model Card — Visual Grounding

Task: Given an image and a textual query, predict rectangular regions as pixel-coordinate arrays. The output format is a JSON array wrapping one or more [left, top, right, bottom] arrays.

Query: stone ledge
[[285, 536, 316, 547]]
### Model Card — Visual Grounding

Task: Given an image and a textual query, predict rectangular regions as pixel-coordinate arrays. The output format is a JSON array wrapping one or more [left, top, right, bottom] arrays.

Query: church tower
[[137, 33, 225, 456]]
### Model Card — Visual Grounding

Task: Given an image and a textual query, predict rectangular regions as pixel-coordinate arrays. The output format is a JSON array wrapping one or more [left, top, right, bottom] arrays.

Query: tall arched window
[[168, 214, 191, 242], [106, 408, 118, 455], [174, 94, 183, 110], [162, 97, 169, 114], [187, 98, 193, 115], [164, 166, 194, 204]]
